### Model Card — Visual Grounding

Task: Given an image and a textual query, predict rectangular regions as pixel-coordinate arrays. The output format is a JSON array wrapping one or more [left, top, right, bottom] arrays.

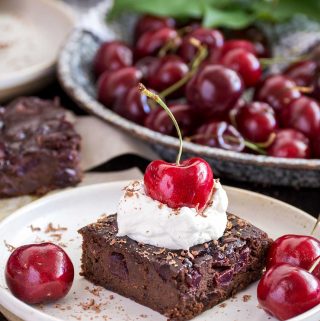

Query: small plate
[[0, 181, 319, 321], [0, 0, 75, 102]]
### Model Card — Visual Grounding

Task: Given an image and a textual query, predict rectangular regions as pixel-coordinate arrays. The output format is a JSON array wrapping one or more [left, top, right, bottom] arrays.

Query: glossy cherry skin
[[267, 129, 311, 159], [144, 103, 197, 137], [134, 15, 175, 40], [135, 56, 159, 81], [114, 86, 153, 125], [147, 55, 189, 96], [93, 41, 133, 76], [135, 27, 180, 60], [97, 67, 142, 108], [284, 60, 318, 87], [281, 96, 320, 139], [233, 102, 277, 143], [178, 28, 224, 63], [5, 243, 74, 304], [255, 75, 301, 113], [221, 48, 262, 87], [144, 157, 214, 211], [194, 121, 245, 152], [266, 234, 320, 270], [186, 65, 244, 118], [257, 263, 320, 321], [221, 39, 257, 57]]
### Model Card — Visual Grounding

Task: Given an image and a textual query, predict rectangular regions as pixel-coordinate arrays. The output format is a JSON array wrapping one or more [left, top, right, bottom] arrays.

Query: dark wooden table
[[1, 80, 319, 321]]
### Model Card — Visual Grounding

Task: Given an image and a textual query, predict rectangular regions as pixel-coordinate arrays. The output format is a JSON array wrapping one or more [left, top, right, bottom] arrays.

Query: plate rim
[[0, 181, 318, 321]]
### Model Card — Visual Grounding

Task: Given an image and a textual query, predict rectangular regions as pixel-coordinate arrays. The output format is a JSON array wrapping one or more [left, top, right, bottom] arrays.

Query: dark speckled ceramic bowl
[[58, 1, 320, 187]]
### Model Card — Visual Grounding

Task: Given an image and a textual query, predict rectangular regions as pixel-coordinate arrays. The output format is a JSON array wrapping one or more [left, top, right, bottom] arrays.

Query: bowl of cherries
[[58, 2, 320, 187]]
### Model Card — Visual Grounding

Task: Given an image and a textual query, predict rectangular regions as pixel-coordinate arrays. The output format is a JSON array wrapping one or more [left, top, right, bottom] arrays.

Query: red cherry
[[144, 157, 214, 211], [134, 15, 175, 40], [147, 55, 189, 96], [232, 102, 277, 143], [255, 75, 301, 113], [281, 96, 320, 139], [194, 121, 245, 152], [97, 67, 142, 107], [135, 56, 159, 81], [144, 103, 197, 137], [266, 234, 320, 270], [135, 27, 180, 60], [311, 256, 320, 279], [221, 39, 257, 57], [114, 86, 153, 125], [284, 60, 318, 87], [178, 28, 224, 63], [5, 243, 74, 304], [312, 126, 320, 158], [257, 263, 320, 321], [221, 48, 262, 87], [93, 41, 133, 76], [186, 64, 244, 118]]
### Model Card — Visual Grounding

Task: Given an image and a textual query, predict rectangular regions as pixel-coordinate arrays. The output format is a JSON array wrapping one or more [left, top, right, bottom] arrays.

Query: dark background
[[0, 79, 319, 321]]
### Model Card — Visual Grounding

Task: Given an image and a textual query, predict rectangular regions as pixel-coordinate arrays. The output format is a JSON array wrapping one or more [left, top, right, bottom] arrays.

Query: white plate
[[0, 0, 75, 102], [0, 181, 319, 321]]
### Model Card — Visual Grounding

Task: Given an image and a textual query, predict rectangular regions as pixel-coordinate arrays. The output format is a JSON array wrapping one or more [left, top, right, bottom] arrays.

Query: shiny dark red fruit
[[255, 75, 301, 113], [284, 60, 318, 87], [221, 48, 262, 87], [5, 243, 74, 304], [233, 102, 277, 143], [311, 256, 320, 279], [135, 56, 159, 81], [144, 103, 197, 137], [267, 129, 310, 159], [135, 27, 180, 59], [114, 86, 153, 125], [94, 41, 133, 76], [281, 96, 320, 139], [178, 27, 224, 63], [134, 15, 175, 40], [194, 121, 245, 152], [97, 67, 142, 107], [147, 55, 189, 96], [312, 126, 320, 158], [186, 65, 244, 118], [144, 157, 214, 211], [221, 39, 257, 57], [266, 234, 320, 271], [257, 263, 320, 321]]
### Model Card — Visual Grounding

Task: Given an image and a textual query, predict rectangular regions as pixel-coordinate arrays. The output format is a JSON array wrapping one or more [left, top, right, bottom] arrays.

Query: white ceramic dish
[[0, 0, 75, 102], [0, 181, 319, 321]]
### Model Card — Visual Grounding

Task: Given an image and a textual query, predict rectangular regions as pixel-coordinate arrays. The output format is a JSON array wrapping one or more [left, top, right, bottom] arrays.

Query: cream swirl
[[116, 179, 228, 250]]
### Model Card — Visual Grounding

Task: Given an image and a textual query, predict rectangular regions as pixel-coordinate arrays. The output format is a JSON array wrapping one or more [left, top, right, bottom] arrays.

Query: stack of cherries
[[94, 14, 320, 159]]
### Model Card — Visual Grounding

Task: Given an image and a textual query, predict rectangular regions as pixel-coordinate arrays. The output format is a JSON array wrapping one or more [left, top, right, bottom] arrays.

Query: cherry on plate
[[257, 263, 320, 321], [144, 157, 213, 211], [97, 67, 142, 108], [221, 39, 257, 57], [194, 121, 245, 152], [267, 129, 310, 159], [5, 243, 74, 304], [284, 60, 318, 87], [93, 41, 133, 76], [221, 48, 262, 87], [281, 96, 320, 139], [266, 234, 320, 270], [232, 101, 277, 143], [186, 65, 244, 118]]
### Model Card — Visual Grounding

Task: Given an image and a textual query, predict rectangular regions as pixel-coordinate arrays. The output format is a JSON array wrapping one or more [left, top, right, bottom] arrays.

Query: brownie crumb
[[50, 233, 62, 241], [242, 294, 252, 302], [109, 295, 114, 300], [4, 240, 15, 252], [219, 303, 227, 308], [30, 225, 41, 232], [45, 223, 67, 233]]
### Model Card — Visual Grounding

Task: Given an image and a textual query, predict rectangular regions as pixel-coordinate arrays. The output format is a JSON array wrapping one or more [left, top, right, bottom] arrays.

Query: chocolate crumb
[[219, 303, 227, 308], [30, 225, 41, 232], [45, 223, 67, 233], [4, 240, 15, 252], [50, 233, 62, 241], [109, 294, 114, 300], [242, 294, 251, 302]]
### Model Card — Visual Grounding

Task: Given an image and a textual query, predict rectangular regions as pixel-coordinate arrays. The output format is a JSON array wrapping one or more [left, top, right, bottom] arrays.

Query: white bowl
[[0, 0, 75, 102]]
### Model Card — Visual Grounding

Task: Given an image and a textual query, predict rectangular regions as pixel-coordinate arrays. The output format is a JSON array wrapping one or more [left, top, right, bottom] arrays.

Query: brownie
[[79, 213, 272, 321], [0, 97, 82, 197]]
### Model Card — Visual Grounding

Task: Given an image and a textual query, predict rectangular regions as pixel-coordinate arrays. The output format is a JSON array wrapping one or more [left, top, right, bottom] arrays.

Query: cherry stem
[[255, 133, 277, 148], [293, 86, 314, 94], [159, 37, 208, 98], [309, 256, 320, 274], [138, 83, 183, 165], [158, 38, 177, 57], [311, 213, 320, 236]]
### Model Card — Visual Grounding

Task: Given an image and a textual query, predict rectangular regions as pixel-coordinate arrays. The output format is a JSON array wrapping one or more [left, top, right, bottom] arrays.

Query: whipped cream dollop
[[117, 179, 228, 250]]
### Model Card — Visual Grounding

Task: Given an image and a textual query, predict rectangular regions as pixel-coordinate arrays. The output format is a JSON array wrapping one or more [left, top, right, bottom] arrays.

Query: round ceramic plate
[[0, 181, 319, 321], [58, 1, 320, 188], [0, 0, 75, 102]]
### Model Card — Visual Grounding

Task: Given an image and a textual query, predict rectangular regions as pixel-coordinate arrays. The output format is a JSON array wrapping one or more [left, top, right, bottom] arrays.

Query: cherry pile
[[258, 234, 320, 320], [94, 14, 320, 159]]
